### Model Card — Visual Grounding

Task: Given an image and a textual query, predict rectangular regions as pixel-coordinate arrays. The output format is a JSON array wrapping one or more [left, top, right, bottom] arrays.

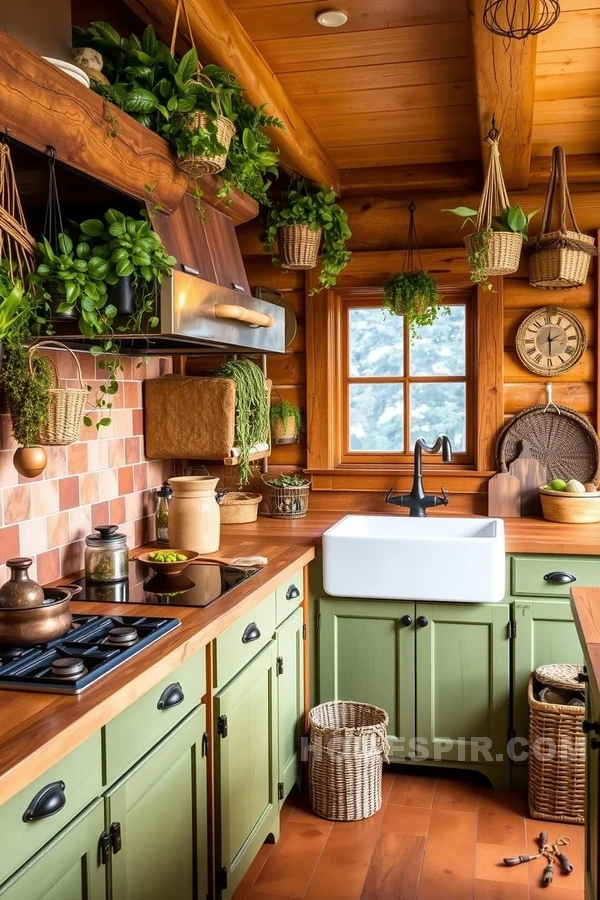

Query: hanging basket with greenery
[[382, 202, 445, 337], [270, 399, 302, 444], [215, 358, 269, 487]]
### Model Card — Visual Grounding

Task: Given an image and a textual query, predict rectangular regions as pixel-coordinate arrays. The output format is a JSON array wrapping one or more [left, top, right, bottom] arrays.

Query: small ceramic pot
[[13, 446, 47, 478], [0, 558, 44, 609]]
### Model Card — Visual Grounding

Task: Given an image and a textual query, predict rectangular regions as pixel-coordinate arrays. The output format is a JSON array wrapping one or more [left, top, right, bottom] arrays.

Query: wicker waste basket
[[308, 701, 389, 821], [527, 665, 586, 825]]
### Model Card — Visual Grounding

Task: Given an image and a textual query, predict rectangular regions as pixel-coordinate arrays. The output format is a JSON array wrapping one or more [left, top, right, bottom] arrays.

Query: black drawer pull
[[242, 622, 261, 643], [157, 682, 184, 710], [578, 671, 589, 684], [417, 616, 429, 628], [286, 584, 300, 601], [23, 781, 66, 822], [401, 615, 413, 627], [544, 571, 576, 585], [582, 720, 600, 735]]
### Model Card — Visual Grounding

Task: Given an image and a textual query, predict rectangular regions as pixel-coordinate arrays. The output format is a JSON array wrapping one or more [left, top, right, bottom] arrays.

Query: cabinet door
[[0, 800, 105, 900], [106, 707, 207, 900], [277, 607, 304, 805], [215, 641, 278, 899], [318, 598, 415, 759], [415, 603, 510, 764], [512, 600, 584, 742], [585, 675, 600, 900]]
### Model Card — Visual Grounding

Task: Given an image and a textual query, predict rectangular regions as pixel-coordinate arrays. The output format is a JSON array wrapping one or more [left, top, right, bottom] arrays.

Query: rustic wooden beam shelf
[[0, 29, 258, 224]]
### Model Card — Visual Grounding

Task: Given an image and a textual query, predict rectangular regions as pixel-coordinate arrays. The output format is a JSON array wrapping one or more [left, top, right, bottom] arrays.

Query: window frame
[[340, 291, 476, 465]]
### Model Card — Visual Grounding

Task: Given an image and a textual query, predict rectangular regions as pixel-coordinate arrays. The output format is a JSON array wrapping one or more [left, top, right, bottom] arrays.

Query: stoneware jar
[[168, 476, 221, 553], [0, 558, 45, 608]]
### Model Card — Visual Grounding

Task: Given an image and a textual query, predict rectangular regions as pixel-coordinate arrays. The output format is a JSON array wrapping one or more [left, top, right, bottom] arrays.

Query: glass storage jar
[[85, 525, 129, 583]]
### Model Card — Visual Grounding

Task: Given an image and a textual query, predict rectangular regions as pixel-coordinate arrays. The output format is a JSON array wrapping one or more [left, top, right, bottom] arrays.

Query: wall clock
[[516, 305, 586, 376]]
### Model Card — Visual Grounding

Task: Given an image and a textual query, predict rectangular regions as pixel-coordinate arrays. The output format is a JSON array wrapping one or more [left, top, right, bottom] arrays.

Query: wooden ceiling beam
[[467, 0, 537, 191], [340, 162, 483, 195], [121, 0, 339, 190], [529, 154, 600, 186]]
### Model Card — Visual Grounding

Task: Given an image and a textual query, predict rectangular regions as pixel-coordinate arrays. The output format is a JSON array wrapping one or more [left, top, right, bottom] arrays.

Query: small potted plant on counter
[[270, 399, 302, 444], [262, 472, 311, 519], [261, 178, 352, 290]]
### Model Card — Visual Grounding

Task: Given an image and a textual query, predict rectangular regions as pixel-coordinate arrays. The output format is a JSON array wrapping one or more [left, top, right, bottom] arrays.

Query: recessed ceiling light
[[316, 8, 348, 27]]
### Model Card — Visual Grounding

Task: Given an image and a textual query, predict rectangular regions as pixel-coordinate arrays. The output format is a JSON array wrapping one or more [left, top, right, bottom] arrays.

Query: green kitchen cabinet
[[277, 607, 304, 805], [512, 599, 584, 743], [0, 800, 105, 900], [214, 640, 279, 899], [415, 603, 511, 772], [318, 597, 416, 759], [105, 706, 208, 900]]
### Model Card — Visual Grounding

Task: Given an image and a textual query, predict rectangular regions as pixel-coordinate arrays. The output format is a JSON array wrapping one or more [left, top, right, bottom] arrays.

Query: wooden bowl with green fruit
[[137, 549, 199, 575], [540, 478, 600, 524]]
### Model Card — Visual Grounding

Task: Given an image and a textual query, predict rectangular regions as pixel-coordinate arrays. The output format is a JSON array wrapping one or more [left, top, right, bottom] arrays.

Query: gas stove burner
[[105, 625, 139, 647], [0, 647, 24, 664], [51, 657, 87, 680]]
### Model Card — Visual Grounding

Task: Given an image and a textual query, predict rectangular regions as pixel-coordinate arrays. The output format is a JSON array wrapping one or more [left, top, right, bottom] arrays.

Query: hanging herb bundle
[[215, 358, 269, 487], [1, 329, 52, 448], [382, 203, 446, 337]]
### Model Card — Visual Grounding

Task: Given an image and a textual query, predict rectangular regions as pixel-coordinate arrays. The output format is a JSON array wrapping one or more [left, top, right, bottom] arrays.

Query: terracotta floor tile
[[380, 804, 431, 836], [419, 875, 475, 899], [421, 808, 478, 883], [477, 789, 527, 845], [233, 844, 273, 899], [248, 895, 296, 899], [252, 820, 332, 898], [381, 768, 395, 803], [433, 778, 480, 813], [474, 842, 531, 885], [306, 819, 381, 900], [388, 774, 436, 809], [530, 886, 583, 899], [361, 832, 425, 900], [473, 879, 529, 899]]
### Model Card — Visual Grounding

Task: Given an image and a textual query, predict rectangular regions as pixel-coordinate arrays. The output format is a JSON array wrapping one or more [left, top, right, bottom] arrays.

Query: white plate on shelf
[[42, 57, 91, 88]]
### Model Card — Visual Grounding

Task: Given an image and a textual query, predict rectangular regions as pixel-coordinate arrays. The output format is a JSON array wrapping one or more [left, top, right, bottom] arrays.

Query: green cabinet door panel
[[511, 554, 600, 599], [215, 640, 279, 900], [0, 800, 105, 900], [277, 607, 304, 804], [105, 706, 207, 900], [213, 591, 276, 690], [512, 600, 584, 742], [318, 598, 415, 759], [275, 569, 304, 626], [415, 603, 510, 765]]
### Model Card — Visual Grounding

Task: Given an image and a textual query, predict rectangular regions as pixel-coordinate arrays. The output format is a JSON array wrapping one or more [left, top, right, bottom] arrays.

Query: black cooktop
[[0, 614, 180, 694], [63, 560, 261, 607]]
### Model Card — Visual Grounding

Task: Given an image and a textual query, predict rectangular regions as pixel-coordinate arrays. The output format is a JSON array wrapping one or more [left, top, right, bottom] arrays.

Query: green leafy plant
[[443, 203, 538, 240], [270, 399, 302, 441], [214, 358, 269, 487], [264, 473, 310, 488], [32, 233, 111, 322], [383, 271, 447, 338], [1, 330, 52, 448], [261, 183, 352, 291], [0, 277, 33, 340]]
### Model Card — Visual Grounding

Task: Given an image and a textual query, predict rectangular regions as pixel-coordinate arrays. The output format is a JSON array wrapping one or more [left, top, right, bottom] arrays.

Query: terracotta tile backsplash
[[0, 349, 174, 585]]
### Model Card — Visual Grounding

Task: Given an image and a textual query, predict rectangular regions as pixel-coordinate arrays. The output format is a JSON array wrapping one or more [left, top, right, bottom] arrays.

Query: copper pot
[[13, 446, 47, 478], [0, 587, 77, 646], [0, 558, 44, 608]]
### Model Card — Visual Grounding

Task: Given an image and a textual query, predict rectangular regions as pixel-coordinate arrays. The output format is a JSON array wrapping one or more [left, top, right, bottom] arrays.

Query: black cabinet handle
[[582, 720, 600, 735], [286, 585, 300, 601], [416, 616, 429, 628], [401, 615, 413, 627], [157, 682, 184, 710], [23, 781, 66, 822], [544, 571, 576, 585], [242, 622, 261, 643], [592, 737, 600, 751], [578, 672, 589, 684]]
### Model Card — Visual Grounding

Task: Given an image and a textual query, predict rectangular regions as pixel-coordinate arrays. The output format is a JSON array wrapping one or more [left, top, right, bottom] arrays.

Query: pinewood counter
[[571, 587, 600, 700], [0, 539, 315, 807]]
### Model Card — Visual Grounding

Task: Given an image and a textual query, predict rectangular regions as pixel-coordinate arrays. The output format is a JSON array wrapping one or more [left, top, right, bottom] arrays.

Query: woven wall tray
[[496, 404, 600, 485]]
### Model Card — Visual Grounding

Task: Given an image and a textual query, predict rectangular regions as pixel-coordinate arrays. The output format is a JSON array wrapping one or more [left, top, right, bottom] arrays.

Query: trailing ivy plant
[[383, 271, 448, 338], [261, 184, 352, 291], [214, 358, 269, 487]]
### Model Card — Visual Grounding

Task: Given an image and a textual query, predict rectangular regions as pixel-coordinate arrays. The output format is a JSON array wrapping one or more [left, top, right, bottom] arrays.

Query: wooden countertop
[[571, 587, 600, 700], [0, 538, 315, 807]]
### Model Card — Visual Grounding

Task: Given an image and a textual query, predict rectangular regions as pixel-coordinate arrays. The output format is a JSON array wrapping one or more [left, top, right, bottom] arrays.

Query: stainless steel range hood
[[50, 270, 286, 355]]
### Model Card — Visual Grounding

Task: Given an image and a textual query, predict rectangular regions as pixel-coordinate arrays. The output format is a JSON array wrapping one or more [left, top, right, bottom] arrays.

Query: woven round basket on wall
[[278, 225, 322, 270], [464, 230, 522, 277]]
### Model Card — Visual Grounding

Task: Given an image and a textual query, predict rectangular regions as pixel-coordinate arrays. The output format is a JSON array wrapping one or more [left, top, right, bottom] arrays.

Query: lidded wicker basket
[[279, 225, 322, 270], [29, 341, 87, 446], [308, 701, 390, 821]]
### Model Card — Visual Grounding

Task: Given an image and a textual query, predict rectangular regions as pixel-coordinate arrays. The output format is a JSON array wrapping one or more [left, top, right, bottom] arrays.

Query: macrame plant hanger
[[475, 119, 509, 235], [402, 201, 423, 274], [43, 148, 64, 254], [0, 134, 36, 282]]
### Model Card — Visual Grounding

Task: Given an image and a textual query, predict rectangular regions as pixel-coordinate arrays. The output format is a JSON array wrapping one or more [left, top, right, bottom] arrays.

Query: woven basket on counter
[[29, 341, 87, 446], [528, 673, 585, 824], [218, 491, 261, 524], [308, 701, 389, 821], [262, 475, 311, 519], [279, 225, 322, 270]]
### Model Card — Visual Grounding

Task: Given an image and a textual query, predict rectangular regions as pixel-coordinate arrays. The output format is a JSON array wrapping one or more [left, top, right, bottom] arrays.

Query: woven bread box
[[144, 375, 271, 460]]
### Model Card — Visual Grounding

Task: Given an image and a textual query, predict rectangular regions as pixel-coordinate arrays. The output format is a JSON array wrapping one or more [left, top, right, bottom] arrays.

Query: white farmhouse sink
[[322, 515, 505, 603]]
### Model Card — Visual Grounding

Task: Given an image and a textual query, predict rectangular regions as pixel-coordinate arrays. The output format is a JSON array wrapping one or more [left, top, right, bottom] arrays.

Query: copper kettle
[[0, 559, 44, 608]]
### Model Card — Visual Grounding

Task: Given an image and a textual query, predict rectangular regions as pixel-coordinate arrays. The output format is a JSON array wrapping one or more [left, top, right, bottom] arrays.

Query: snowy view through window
[[348, 305, 467, 453]]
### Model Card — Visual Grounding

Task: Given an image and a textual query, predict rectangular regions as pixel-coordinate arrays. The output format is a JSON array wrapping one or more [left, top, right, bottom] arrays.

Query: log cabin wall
[[234, 185, 600, 511]]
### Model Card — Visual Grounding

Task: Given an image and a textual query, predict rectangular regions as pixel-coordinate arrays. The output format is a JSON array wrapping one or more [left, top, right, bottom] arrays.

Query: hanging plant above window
[[382, 203, 446, 338]]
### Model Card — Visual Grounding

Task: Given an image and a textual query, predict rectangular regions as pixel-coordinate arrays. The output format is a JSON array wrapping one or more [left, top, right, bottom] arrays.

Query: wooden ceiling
[[226, 0, 600, 185]]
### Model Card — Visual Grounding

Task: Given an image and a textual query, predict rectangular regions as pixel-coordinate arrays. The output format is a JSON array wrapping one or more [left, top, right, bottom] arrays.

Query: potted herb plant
[[261, 180, 352, 290], [270, 399, 302, 444], [383, 271, 447, 338], [262, 473, 311, 519]]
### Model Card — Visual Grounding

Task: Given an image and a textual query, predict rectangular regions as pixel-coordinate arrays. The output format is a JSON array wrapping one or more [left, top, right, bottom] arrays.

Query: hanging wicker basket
[[464, 230, 522, 278], [278, 224, 322, 270], [28, 342, 87, 446], [271, 414, 299, 444], [528, 147, 597, 289]]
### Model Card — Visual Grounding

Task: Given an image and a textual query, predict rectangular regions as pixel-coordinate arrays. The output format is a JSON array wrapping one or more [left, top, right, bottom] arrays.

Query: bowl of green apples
[[540, 478, 600, 523]]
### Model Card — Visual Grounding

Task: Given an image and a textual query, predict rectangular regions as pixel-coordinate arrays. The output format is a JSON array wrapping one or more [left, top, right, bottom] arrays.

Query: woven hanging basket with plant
[[270, 398, 302, 444], [169, 0, 235, 177], [445, 122, 538, 287], [528, 146, 597, 289], [382, 202, 445, 336]]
